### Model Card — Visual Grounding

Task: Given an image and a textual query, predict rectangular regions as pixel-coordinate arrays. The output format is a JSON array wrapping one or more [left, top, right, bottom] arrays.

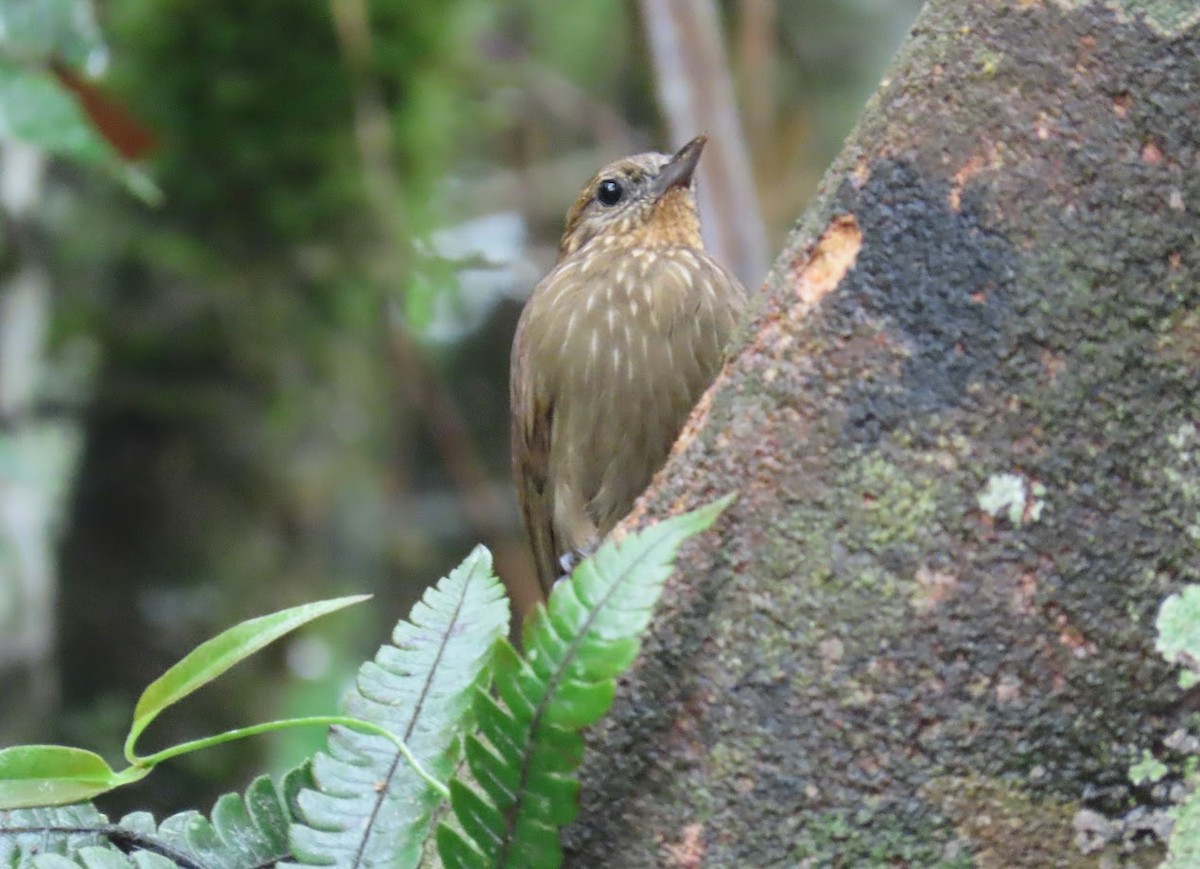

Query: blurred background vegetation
[[0, 0, 921, 817]]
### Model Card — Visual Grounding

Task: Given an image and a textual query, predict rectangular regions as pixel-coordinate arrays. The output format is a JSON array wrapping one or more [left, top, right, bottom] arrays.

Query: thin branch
[[638, 0, 768, 289]]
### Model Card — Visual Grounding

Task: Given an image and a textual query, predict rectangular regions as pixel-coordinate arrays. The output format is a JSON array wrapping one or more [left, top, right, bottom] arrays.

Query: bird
[[510, 135, 746, 596]]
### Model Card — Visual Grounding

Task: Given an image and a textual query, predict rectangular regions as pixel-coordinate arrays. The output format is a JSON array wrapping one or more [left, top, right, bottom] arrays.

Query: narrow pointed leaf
[[128, 595, 370, 758]]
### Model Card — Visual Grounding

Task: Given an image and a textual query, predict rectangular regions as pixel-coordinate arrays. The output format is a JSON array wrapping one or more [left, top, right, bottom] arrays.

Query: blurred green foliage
[[1, 0, 923, 816], [0, 0, 103, 63], [0, 61, 111, 163]]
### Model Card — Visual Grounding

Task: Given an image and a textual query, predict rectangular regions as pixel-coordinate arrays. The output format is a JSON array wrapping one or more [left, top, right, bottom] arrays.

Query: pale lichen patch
[[977, 472, 1046, 526], [1046, 0, 1200, 36]]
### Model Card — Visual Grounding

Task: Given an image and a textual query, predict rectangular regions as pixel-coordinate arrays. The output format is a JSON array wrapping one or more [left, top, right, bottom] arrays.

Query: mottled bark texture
[[565, 1, 1200, 866]]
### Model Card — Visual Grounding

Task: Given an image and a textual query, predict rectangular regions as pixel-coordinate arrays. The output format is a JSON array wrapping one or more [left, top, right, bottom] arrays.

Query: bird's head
[[558, 135, 707, 259]]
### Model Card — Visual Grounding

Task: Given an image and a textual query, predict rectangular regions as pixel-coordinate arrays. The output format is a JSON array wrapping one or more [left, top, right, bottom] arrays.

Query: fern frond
[[0, 765, 311, 869], [145, 764, 309, 868], [289, 545, 510, 867], [438, 498, 731, 869], [0, 803, 110, 866], [0, 805, 187, 868]]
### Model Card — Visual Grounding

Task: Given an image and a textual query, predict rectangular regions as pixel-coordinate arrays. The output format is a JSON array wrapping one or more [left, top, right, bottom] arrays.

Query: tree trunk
[[565, 1, 1200, 865], [0, 143, 88, 740]]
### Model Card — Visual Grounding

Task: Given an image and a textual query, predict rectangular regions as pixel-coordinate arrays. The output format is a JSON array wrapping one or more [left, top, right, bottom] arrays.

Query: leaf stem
[[133, 716, 450, 799]]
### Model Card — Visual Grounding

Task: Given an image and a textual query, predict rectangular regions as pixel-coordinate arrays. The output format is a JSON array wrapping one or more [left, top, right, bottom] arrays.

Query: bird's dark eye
[[596, 178, 624, 207]]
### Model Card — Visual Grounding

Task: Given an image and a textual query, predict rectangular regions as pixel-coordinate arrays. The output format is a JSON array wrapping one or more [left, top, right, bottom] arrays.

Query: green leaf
[[126, 595, 370, 761], [439, 497, 732, 869], [0, 0, 104, 66], [0, 767, 314, 868], [0, 803, 109, 864], [73, 847, 139, 869], [0, 58, 114, 163], [437, 823, 487, 869], [1156, 584, 1200, 688], [0, 746, 138, 811], [150, 771, 300, 869], [289, 545, 509, 868]]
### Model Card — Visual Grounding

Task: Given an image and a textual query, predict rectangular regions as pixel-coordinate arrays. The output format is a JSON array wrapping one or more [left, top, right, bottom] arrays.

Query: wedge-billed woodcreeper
[[510, 136, 746, 595]]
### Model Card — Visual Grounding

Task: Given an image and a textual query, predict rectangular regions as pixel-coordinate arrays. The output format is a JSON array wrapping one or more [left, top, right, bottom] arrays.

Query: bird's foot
[[552, 546, 595, 589], [557, 550, 580, 577]]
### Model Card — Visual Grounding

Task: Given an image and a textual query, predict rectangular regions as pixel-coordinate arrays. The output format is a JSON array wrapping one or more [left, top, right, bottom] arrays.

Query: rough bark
[[565, 1, 1200, 865]]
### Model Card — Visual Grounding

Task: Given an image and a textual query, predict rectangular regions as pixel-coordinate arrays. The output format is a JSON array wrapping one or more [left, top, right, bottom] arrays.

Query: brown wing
[[510, 305, 562, 596]]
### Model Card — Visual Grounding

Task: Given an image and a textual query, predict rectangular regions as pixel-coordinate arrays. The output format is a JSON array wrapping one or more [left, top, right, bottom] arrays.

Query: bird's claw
[[552, 546, 595, 589], [558, 550, 579, 576]]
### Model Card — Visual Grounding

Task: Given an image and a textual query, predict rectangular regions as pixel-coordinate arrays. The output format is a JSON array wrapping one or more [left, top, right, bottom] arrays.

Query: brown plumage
[[510, 136, 746, 595]]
